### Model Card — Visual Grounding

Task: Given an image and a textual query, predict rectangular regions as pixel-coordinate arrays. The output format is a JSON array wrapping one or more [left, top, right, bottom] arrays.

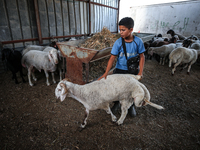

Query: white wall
[[129, 1, 200, 37]]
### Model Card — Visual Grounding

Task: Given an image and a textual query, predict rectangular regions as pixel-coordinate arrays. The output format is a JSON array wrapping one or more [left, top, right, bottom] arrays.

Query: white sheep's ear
[[48, 51, 54, 62], [60, 83, 68, 102], [60, 88, 67, 102]]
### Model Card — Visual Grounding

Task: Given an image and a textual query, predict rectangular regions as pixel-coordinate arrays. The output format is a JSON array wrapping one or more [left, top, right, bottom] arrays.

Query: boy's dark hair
[[119, 17, 134, 29]]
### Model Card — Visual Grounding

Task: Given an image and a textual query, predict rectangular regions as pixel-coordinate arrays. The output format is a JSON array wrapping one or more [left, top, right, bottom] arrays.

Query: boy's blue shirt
[[111, 36, 145, 70]]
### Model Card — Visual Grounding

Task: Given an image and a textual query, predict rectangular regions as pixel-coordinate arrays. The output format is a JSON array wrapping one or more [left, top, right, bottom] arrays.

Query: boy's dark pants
[[111, 68, 138, 117]]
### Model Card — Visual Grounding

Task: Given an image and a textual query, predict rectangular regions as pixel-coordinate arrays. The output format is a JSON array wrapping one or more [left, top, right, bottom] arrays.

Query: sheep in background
[[23, 43, 65, 81], [43, 47, 65, 81], [22, 45, 46, 55], [155, 36, 179, 47], [191, 42, 200, 50], [167, 29, 186, 40], [182, 39, 200, 50], [55, 74, 164, 128], [21, 48, 58, 86], [148, 43, 176, 65], [188, 35, 199, 41], [2, 48, 26, 84], [169, 47, 200, 75]]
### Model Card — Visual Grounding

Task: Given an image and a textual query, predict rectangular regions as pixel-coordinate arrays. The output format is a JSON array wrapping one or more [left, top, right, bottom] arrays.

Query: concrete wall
[[130, 1, 200, 37]]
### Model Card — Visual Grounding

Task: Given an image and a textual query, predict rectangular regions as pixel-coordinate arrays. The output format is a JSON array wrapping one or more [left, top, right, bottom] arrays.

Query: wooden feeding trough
[[57, 33, 155, 84], [57, 39, 112, 84]]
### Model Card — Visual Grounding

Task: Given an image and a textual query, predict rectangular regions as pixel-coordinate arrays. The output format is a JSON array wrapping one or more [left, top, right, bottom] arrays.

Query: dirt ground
[[0, 58, 200, 150]]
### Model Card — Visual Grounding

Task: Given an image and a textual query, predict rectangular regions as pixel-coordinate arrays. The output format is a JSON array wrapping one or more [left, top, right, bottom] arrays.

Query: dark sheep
[[182, 39, 193, 48], [167, 29, 186, 40], [2, 48, 26, 84]]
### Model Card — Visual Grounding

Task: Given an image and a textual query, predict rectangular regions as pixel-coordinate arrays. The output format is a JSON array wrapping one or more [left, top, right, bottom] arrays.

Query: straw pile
[[80, 27, 121, 50], [81, 27, 120, 81]]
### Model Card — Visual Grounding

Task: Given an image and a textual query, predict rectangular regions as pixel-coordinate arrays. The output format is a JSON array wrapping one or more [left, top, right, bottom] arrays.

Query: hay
[[80, 27, 120, 81], [80, 27, 121, 50]]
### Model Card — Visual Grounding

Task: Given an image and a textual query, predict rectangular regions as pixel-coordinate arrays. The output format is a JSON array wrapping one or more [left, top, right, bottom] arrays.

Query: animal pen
[[0, 0, 119, 73]]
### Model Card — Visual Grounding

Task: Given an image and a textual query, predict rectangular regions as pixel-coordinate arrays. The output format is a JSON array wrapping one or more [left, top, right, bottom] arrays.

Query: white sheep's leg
[[32, 72, 37, 81], [28, 68, 34, 86], [187, 61, 195, 74], [162, 57, 165, 65], [103, 104, 117, 122], [159, 57, 162, 65], [117, 100, 132, 125], [81, 109, 89, 128], [44, 70, 50, 86], [51, 72, 56, 84], [172, 60, 181, 75]]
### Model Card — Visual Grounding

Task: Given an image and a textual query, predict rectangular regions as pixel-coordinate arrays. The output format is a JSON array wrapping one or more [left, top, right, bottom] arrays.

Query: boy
[[98, 17, 145, 117]]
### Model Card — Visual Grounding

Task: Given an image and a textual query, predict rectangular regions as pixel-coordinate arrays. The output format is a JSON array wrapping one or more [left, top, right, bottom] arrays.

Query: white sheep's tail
[[138, 82, 164, 110], [129, 74, 142, 80], [144, 99, 164, 110]]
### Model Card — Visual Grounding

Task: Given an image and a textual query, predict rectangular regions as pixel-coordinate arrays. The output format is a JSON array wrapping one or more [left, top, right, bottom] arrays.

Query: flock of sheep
[[144, 29, 200, 75]]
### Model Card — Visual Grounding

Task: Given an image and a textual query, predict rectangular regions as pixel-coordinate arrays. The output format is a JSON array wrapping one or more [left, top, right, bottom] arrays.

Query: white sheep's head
[[148, 47, 154, 56], [55, 81, 68, 102], [48, 48, 58, 64]]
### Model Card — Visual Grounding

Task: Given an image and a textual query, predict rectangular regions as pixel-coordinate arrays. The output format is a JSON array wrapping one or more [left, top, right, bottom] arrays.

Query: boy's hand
[[98, 73, 108, 81], [137, 73, 143, 80]]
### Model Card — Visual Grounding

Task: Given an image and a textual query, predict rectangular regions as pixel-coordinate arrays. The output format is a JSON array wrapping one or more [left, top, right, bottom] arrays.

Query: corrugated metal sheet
[[0, 0, 119, 47]]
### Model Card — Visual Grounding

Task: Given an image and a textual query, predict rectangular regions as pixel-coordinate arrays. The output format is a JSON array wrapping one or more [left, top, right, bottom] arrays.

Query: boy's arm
[[138, 53, 145, 78], [98, 55, 116, 80]]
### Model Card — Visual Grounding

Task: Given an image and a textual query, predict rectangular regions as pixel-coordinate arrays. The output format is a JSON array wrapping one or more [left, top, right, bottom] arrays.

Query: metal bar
[[27, 0, 34, 45], [1, 38, 38, 44], [34, 0, 43, 44], [45, 0, 50, 41], [42, 34, 90, 39], [90, 1, 118, 10], [4, 0, 14, 47], [1, 32, 120, 45], [76, 0, 118, 9], [89, 0, 91, 35], [1, 34, 89, 45], [16, 0, 24, 46], [117, 0, 120, 32]]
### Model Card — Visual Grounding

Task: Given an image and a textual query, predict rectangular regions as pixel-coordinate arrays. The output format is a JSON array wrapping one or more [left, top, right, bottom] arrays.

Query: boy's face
[[119, 25, 133, 39]]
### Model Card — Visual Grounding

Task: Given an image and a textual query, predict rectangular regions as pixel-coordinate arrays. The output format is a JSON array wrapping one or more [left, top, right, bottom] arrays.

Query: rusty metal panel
[[57, 39, 113, 84], [57, 41, 98, 63]]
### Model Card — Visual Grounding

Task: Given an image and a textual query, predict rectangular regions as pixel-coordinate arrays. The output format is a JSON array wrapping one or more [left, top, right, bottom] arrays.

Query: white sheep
[[55, 74, 164, 128], [190, 43, 200, 50], [43, 47, 65, 81], [22, 48, 58, 86], [169, 47, 200, 75], [22, 45, 46, 55], [23, 45, 65, 81], [148, 43, 176, 65]]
